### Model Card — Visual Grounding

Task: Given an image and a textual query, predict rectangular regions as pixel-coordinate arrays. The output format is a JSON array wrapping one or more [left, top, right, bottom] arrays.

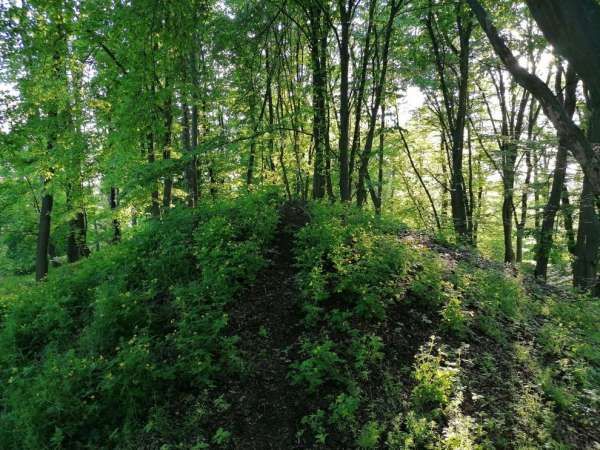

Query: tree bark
[[110, 186, 121, 243], [573, 175, 600, 291], [426, 1, 473, 242], [338, 0, 352, 201], [35, 191, 53, 281], [182, 103, 198, 207], [349, 0, 376, 198], [147, 131, 161, 218], [162, 95, 173, 209], [450, 4, 473, 242], [535, 65, 577, 279], [561, 185, 576, 255], [356, 0, 401, 207], [535, 143, 569, 279], [309, 3, 327, 199], [526, 0, 600, 96], [67, 211, 89, 263], [573, 87, 600, 292]]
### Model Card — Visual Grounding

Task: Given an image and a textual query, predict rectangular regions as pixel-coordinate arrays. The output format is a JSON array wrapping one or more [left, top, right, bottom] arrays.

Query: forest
[[0, 0, 599, 448]]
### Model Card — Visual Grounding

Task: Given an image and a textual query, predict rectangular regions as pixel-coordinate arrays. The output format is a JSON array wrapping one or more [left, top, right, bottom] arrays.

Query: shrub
[[0, 191, 281, 448], [411, 337, 457, 414]]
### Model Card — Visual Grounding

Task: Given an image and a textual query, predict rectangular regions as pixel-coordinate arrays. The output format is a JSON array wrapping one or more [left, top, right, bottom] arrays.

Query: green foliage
[[408, 253, 445, 308], [456, 265, 523, 341], [0, 192, 280, 448], [388, 411, 438, 449], [0, 0, 598, 446], [0, 194, 598, 448], [356, 420, 381, 448], [411, 337, 457, 413], [296, 202, 411, 322], [440, 283, 468, 337], [291, 339, 344, 393], [299, 409, 328, 445], [329, 392, 361, 429]]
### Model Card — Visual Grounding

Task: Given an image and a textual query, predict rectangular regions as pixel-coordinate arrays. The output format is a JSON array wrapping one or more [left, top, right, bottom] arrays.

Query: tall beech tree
[[424, 0, 474, 242], [535, 64, 578, 280]]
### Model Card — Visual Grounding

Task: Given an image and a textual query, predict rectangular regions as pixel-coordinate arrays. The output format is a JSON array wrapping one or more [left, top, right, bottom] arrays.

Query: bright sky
[[396, 86, 426, 126]]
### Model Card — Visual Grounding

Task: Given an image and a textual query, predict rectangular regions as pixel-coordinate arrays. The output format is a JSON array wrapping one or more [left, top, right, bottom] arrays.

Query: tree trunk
[[501, 148, 516, 264], [147, 132, 161, 218], [534, 65, 577, 279], [356, 0, 400, 207], [67, 211, 89, 263], [309, 3, 327, 199], [561, 185, 576, 255], [534, 143, 569, 279], [526, 0, 600, 96], [573, 175, 600, 291], [110, 186, 121, 243], [35, 191, 53, 281], [573, 87, 600, 292], [349, 0, 376, 198], [162, 100, 173, 209], [182, 103, 198, 207], [516, 148, 532, 263], [449, 12, 472, 243], [426, 1, 473, 242], [376, 103, 385, 214], [338, 0, 352, 201]]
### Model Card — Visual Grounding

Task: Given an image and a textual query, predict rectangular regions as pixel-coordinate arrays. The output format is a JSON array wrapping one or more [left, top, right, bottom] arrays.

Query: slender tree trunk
[[67, 192, 89, 264], [356, 0, 400, 206], [182, 103, 198, 207], [533, 66, 576, 276], [190, 48, 203, 199], [349, 0, 376, 198], [162, 98, 173, 209], [516, 144, 533, 262], [449, 15, 472, 242], [535, 144, 569, 279], [400, 128, 441, 230], [376, 103, 385, 213], [147, 132, 161, 218], [338, 0, 352, 201], [561, 185, 576, 255], [501, 148, 516, 264], [110, 187, 121, 242], [93, 220, 101, 252], [426, 2, 473, 242], [35, 190, 53, 281], [309, 4, 327, 199], [35, 60, 59, 280], [246, 102, 258, 186], [440, 140, 449, 222]]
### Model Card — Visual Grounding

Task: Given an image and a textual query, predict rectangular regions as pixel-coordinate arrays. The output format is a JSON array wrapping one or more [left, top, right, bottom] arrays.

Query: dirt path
[[226, 202, 308, 449]]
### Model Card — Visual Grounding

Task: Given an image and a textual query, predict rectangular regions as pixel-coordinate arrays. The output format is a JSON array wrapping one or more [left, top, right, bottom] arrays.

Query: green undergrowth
[[291, 203, 477, 448], [290, 203, 599, 449], [0, 195, 598, 449], [0, 190, 281, 449]]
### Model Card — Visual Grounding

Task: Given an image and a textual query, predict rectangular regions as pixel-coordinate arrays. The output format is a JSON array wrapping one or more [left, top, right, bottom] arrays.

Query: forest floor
[[221, 212, 600, 450], [0, 195, 597, 449], [208, 204, 599, 449], [225, 202, 309, 449]]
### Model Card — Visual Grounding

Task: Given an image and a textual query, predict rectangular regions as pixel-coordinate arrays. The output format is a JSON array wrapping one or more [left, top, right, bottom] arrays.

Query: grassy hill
[[0, 191, 598, 449]]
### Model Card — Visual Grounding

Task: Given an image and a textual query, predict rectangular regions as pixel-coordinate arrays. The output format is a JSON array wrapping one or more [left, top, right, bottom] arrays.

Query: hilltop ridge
[[0, 193, 598, 449]]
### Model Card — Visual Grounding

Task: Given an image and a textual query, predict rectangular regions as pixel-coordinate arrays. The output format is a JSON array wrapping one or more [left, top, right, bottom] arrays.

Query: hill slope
[[0, 192, 598, 449]]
